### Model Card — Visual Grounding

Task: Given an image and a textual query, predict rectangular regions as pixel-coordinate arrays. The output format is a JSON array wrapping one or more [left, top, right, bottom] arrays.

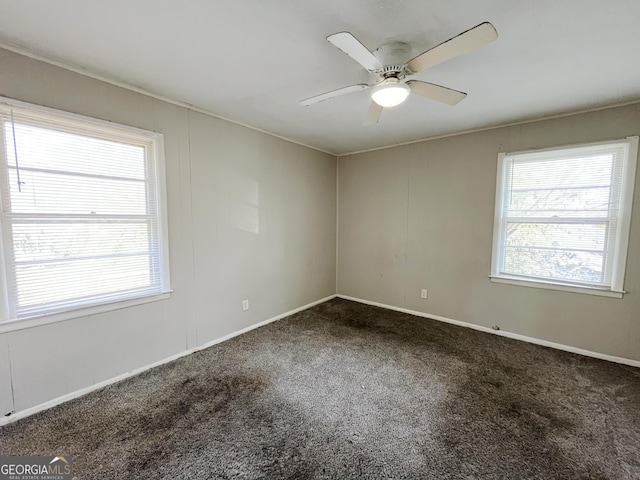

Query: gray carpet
[[1, 298, 639, 479]]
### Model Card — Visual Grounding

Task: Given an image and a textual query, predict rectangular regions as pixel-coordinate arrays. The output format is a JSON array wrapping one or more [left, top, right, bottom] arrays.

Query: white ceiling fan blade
[[327, 32, 382, 72], [407, 22, 498, 74], [300, 84, 369, 106], [364, 101, 383, 126], [407, 81, 467, 106]]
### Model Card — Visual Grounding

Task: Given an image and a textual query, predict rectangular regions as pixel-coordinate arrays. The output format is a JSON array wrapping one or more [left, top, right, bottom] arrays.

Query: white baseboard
[[337, 295, 640, 368], [0, 294, 337, 426]]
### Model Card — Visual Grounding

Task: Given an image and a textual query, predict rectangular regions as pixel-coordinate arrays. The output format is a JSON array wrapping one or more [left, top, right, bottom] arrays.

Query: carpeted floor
[[1, 298, 639, 479]]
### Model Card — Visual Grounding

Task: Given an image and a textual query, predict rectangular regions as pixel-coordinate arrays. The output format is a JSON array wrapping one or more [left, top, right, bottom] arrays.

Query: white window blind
[[0, 100, 170, 321], [491, 137, 638, 294]]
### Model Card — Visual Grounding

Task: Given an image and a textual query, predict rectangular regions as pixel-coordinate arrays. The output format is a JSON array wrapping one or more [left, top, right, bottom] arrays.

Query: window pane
[[15, 255, 155, 308], [4, 121, 146, 179], [506, 155, 614, 219], [503, 246, 604, 284], [510, 155, 613, 190]]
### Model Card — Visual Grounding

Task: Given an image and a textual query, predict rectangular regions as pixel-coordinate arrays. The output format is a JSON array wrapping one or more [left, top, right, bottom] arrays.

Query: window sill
[[0, 291, 173, 333], [489, 275, 624, 298]]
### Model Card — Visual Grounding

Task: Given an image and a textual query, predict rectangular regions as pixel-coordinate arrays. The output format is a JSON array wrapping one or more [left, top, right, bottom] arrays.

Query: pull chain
[[10, 110, 25, 193]]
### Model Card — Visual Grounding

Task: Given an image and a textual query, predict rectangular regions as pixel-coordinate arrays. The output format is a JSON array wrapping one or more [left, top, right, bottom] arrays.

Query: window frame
[[490, 136, 638, 298], [0, 97, 171, 332]]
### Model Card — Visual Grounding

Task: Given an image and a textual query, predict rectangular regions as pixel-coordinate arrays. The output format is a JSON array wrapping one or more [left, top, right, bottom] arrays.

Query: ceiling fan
[[300, 22, 498, 125]]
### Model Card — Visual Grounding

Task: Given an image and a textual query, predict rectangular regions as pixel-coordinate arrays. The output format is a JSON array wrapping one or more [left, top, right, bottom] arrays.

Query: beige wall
[[0, 48, 337, 416], [338, 104, 640, 361]]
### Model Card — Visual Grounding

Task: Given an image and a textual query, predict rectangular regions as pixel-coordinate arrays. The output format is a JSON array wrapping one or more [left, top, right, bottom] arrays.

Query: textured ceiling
[[1, 0, 639, 155]]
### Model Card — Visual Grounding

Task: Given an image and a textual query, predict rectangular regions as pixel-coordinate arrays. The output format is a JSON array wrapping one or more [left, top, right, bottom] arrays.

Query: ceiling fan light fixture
[[371, 80, 411, 107]]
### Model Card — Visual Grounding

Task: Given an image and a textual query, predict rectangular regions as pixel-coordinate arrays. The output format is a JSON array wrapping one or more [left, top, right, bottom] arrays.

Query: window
[[491, 137, 638, 297], [0, 98, 170, 323]]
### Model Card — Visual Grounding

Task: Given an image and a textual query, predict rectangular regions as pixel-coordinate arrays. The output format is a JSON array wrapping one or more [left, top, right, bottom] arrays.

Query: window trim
[[0, 96, 171, 329], [490, 136, 638, 297]]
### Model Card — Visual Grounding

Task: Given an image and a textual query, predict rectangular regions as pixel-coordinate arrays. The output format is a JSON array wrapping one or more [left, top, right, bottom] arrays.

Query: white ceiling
[[1, 0, 639, 155]]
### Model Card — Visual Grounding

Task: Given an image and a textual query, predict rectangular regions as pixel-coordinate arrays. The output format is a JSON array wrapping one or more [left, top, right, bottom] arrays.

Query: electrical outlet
[[242, 299, 249, 311], [420, 289, 428, 299]]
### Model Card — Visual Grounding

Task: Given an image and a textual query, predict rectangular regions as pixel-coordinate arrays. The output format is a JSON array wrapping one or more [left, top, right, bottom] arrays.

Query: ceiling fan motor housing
[[372, 42, 413, 84], [374, 41, 413, 65]]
